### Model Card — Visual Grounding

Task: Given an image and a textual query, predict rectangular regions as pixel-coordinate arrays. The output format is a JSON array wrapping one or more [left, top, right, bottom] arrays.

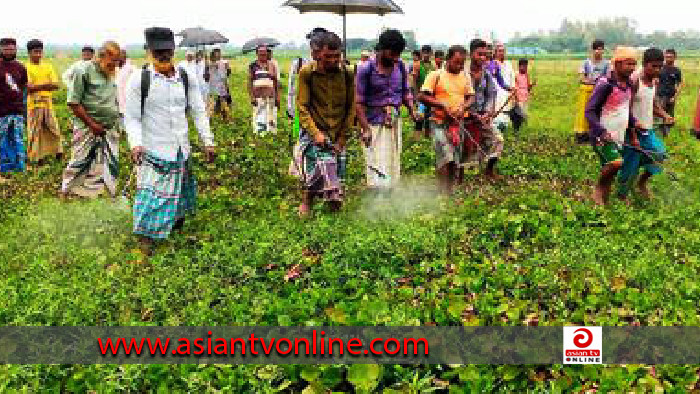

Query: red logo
[[573, 328, 593, 348]]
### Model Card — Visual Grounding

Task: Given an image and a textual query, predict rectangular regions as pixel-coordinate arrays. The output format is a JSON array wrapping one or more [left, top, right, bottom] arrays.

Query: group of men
[[284, 29, 536, 216], [0, 29, 214, 255], [3, 28, 700, 253], [572, 40, 691, 205]]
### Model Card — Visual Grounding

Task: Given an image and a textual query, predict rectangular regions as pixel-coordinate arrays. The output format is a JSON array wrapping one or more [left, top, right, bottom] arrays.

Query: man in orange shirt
[[418, 45, 474, 194]]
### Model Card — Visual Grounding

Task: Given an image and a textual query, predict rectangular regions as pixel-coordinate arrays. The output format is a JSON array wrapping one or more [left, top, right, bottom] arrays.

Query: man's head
[[642, 47, 664, 79], [185, 50, 195, 62], [96, 41, 121, 77], [307, 27, 328, 60], [494, 42, 506, 62], [664, 48, 677, 66], [375, 29, 406, 68], [612, 46, 637, 80], [27, 39, 44, 64], [412, 50, 421, 62], [445, 45, 467, 74], [469, 39, 489, 67], [592, 39, 605, 60], [518, 58, 528, 73], [81, 46, 95, 61], [420, 45, 432, 63], [434, 50, 444, 68], [0, 38, 17, 62], [145, 27, 176, 73], [267, 48, 274, 59], [485, 42, 494, 60], [211, 48, 221, 61], [256, 45, 269, 62], [360, 50, 370, 62], [315, 31, 343, 72], [196, 50, 205, 61]]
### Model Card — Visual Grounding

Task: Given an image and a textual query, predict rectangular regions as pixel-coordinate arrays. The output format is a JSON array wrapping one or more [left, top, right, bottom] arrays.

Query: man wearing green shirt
[[413, 45, 435, 137], [61, 41, 122, 198], [295, 31, 355, 217]]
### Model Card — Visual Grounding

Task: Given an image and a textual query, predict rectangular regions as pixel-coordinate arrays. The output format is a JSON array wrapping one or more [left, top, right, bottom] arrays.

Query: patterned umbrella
[[281, 0, 403, 55]]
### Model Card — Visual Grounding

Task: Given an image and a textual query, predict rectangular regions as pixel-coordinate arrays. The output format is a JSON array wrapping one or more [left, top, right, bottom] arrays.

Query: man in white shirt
[[124, 27, 216, 253], [61, 46, 94, 86], [493, 42, 515, 131], [177, 50, 196, 74]]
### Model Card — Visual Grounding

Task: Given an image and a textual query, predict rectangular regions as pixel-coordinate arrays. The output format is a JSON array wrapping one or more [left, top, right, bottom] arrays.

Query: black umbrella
[[241, 37, 282, 54], [282, 0, 403, 56], [178, 27, 229, 48]]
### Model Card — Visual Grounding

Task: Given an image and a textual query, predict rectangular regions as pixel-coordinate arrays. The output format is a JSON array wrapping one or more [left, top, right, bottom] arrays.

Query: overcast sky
[[4, 0, 698, 46]]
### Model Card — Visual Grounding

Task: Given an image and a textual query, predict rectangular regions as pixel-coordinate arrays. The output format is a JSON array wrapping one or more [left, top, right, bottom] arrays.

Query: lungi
[[27, 107, 63, 162], [60, 125, 120, 198], [363, 109, 401, 188], [431, 120, 464, 170], [0, 115, 26, 172], [298, 132, 346, 202], [133, 150, 197, 240], [618, 129, 667, 197], [253, 97, 277, 136], [574, 84, 595, 133]]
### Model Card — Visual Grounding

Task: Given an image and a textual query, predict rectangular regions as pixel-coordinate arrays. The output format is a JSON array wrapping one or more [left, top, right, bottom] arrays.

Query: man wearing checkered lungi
[[125, 27, 215, 253]]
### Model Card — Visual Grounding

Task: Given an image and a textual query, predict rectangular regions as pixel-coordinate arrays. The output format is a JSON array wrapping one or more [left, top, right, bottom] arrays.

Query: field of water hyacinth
[[2, 56, 700, 391]]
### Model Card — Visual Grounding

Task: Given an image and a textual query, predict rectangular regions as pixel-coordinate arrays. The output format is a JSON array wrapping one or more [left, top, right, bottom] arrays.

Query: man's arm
[[247, 65, 254, 104], [287, 61, 298, 119], [296, 67, 323, 143], [66, 65, 103, 135], [340, 70, 356, 148], [585, 81, 613, 141], [354, 64, 371, 141], [123, 70, 144, 161], [188, 75, 215, 161]]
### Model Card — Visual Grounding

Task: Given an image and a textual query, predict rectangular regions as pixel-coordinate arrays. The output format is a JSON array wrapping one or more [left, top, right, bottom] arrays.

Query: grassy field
[[1, 56, 700, 391]]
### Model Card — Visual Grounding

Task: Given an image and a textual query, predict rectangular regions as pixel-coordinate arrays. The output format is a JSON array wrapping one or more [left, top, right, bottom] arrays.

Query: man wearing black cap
[[124, 27, 215, 253], [0, 37, 28, 178]]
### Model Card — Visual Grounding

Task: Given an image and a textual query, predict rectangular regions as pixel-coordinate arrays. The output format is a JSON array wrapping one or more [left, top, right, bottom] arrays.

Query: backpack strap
[[140, 65, 150, 119], [178, 67, 190, 114], [141, 65, 190, 117]]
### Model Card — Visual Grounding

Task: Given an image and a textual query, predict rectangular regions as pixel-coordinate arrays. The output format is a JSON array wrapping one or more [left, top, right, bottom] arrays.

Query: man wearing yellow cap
[[585, 46, 640, 205]]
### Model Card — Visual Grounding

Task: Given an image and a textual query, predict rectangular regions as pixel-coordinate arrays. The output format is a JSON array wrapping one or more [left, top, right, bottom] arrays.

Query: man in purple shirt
[[0, 37, 28, 178], [355, 29, 417, 190]]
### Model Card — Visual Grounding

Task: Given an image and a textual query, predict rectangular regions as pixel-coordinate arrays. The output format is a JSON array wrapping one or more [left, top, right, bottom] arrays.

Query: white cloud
[[3, 0, 698, 46]]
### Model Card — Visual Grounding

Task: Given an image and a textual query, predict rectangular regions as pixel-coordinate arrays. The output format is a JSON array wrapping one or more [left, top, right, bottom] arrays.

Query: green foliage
[[1, 57, 700, 391], [510, 17, 700, 52]]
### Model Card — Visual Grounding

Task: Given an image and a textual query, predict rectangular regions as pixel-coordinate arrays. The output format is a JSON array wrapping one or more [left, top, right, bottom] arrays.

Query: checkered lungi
[[133, 150, 196, 240]]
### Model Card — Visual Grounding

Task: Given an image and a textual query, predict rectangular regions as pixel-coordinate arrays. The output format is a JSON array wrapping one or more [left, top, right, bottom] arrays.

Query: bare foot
[[618, 194, 631, 206], [638, 183, 653, 200], [138, 237, 154, 257], [327, 201, 342, 213], [298, 203, 311, 218], [592, 186, 607, 206]]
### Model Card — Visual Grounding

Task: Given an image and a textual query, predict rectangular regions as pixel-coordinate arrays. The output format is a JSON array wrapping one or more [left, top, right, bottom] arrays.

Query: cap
[[185, 49, 195, 56], [360, 50, 370, 58], [145, 27, 175, 51]]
